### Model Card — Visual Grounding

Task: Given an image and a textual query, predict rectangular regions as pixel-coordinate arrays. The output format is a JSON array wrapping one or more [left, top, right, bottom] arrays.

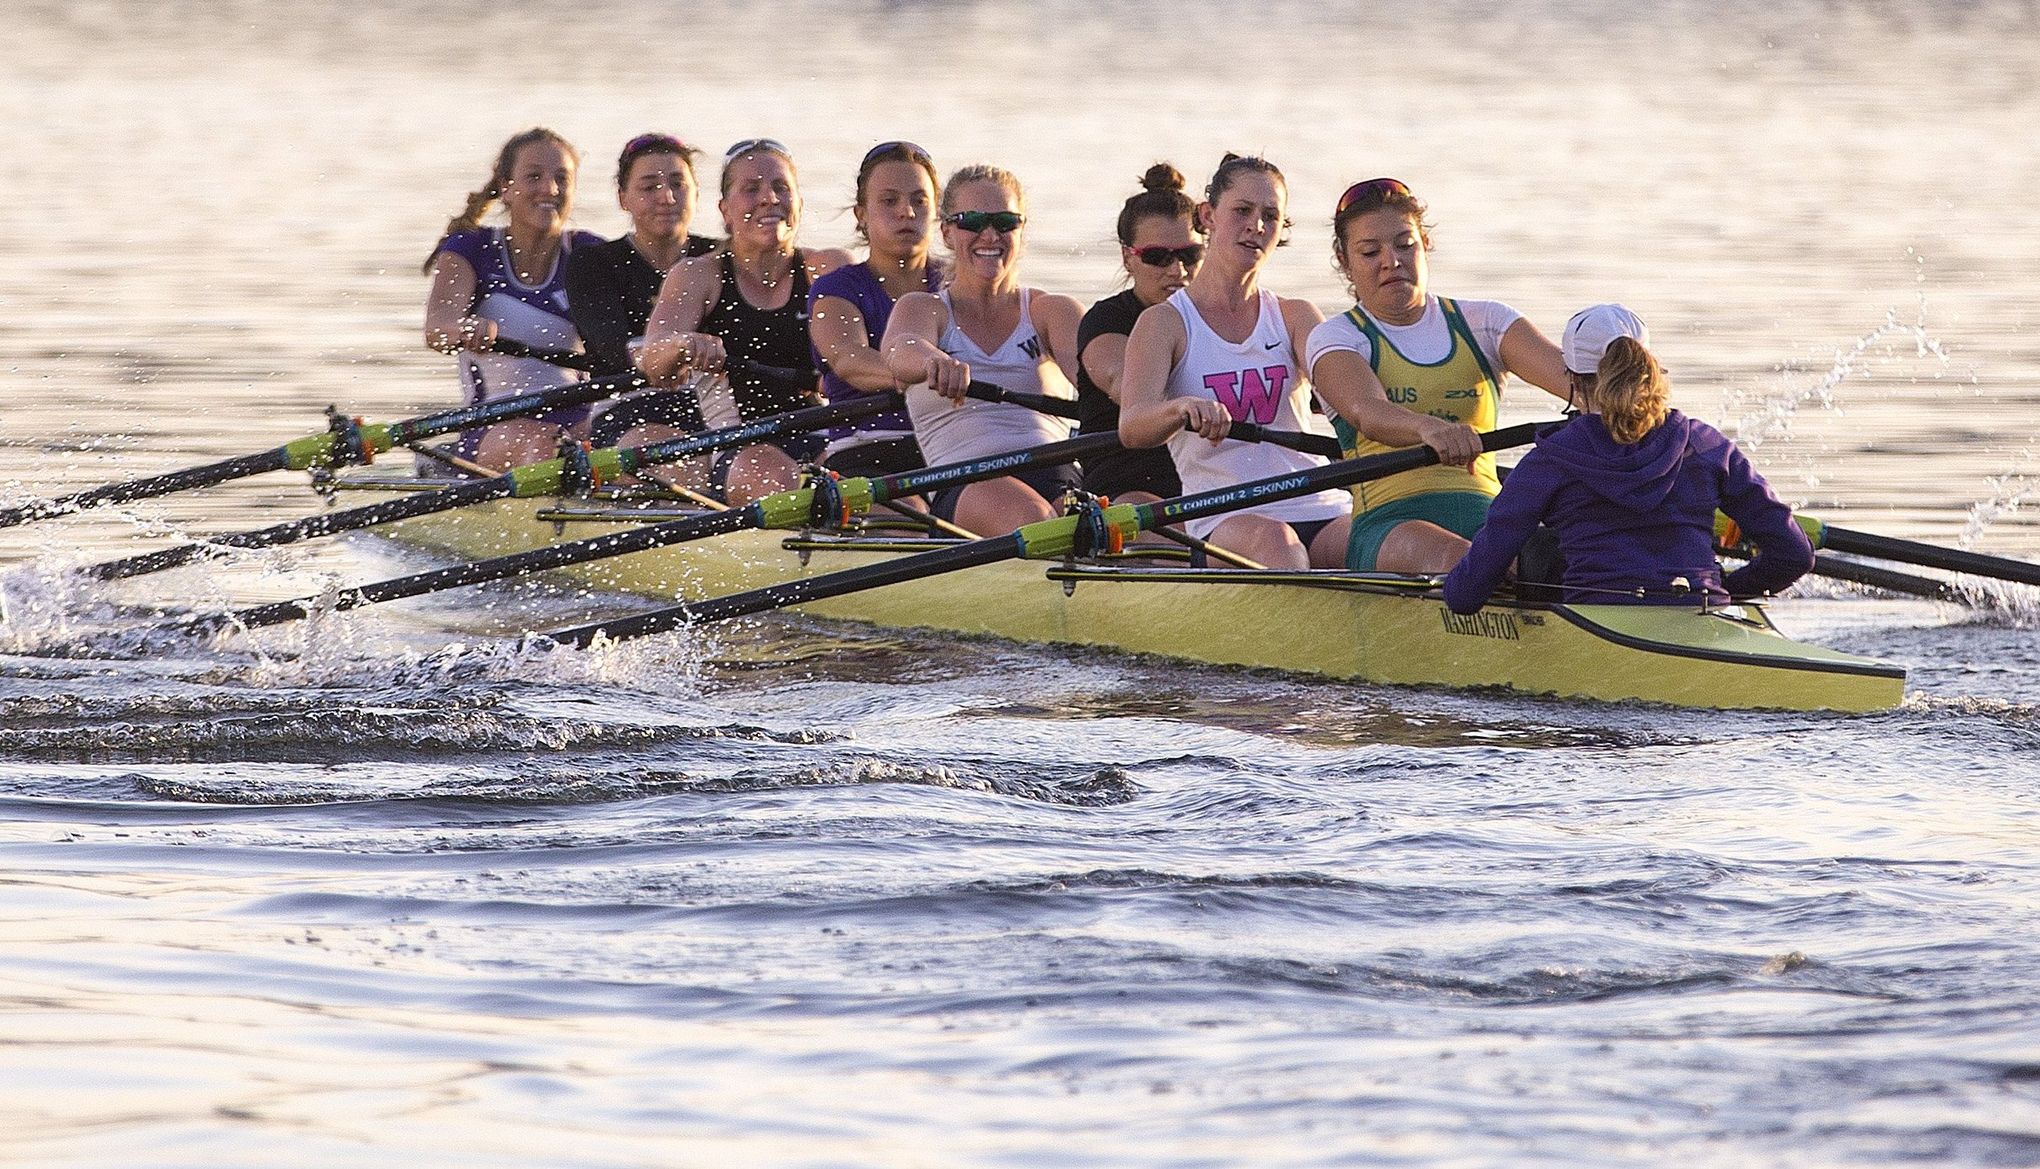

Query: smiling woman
[[420, 128, 602, 471], [880, 164, 1085, 535]]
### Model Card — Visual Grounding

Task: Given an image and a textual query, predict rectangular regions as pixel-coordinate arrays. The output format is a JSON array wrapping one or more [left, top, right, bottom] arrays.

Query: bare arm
[[880, 292, 971, 399], [1081, 333, 1131, 403], [1497, 316, 1571, 401], [1310, 347, 1482, 467], [804, 247, 854, 280], [1029, 291, 1085, 386], [1117, 304, 1211, 447], [810, 294, 896, 393], [637, 256, 722, 385], [422, 253, 493, 353]]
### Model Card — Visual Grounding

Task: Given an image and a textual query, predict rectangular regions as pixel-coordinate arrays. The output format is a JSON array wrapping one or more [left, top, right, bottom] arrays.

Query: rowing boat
[[377, 496, 1907, 713]]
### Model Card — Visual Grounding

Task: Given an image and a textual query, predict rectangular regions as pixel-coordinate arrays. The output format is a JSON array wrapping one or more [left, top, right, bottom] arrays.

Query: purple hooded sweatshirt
[[1442, 410, 1813, 612]]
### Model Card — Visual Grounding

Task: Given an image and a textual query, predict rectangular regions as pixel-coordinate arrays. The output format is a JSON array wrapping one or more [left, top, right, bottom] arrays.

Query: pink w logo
[[1203, 366, 1288, 425]]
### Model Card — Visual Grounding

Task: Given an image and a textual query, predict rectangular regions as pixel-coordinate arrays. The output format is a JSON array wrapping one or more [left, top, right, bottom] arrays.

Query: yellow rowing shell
[[383, 500, 1907, 713]]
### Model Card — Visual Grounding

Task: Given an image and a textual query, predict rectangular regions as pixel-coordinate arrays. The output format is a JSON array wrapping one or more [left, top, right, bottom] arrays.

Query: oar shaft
[[1816, 524, 2040, 588], [0, 448, 289, 527], [220, 506, 761, 630], [85, 393, 900, 582], [551, 536, 1019, 647], [85, 477, 518, 580]]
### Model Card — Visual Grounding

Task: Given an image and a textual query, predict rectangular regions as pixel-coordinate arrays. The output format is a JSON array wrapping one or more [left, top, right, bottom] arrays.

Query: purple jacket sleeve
[[1442, 451, 1559, 613], [1710, 427, 1815, 599]]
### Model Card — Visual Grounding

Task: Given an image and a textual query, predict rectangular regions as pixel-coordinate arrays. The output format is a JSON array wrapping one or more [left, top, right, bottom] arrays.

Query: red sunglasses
[[1335, 177, 1413, 215]]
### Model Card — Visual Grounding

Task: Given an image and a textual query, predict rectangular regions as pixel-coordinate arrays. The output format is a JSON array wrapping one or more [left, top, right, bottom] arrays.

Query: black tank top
[[701, 251, 819, 420]]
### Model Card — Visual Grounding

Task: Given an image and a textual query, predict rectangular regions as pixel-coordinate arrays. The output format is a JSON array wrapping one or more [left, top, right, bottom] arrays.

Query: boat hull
[[382, 500, 1907, 712]]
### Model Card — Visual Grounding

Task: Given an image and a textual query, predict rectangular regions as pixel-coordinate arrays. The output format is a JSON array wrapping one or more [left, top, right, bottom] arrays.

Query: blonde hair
[[422, 128, 577, 273], [1594, 335, 1671, 444], [941, 164, 1024, 216]]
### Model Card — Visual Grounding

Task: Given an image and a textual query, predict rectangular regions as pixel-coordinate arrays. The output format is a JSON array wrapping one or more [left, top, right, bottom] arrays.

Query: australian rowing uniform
[[564, 232, 719, 374], [907, 288, 1080, 522], [1076, 289, 1180, 499], [807, 260, 942, 477], [1162, 288, 1350, 542], [433, 227, 601, 454], [1303, 295, 1517, 569]]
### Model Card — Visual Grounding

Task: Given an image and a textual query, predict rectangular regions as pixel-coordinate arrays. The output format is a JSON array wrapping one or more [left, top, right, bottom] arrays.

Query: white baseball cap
[[1562, 303, 1650, 375]]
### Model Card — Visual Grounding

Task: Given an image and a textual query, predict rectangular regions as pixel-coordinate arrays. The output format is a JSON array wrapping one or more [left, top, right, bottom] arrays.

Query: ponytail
[[1595, 335, 1671, 444], [421, 127, 578, 274]]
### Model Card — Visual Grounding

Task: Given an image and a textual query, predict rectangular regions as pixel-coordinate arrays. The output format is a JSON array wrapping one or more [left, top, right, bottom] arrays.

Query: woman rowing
[[1305, 177, 1571, 573], [1116, 154, 1352, 569], [635, 139, 851, 504], [1074, 164, 1197, 505], [421, 127, 600, 470], [1443, 305, 1813, 611], [880, 165, 1084, 535], [564, 133, 720, 377], [806, 141, 945, 478]]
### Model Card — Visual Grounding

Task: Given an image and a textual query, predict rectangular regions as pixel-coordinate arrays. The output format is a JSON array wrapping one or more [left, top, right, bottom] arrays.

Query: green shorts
[[1346, 491, 1493, 570]]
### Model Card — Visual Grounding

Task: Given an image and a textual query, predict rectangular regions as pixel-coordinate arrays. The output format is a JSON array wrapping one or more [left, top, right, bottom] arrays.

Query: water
[[4, 1, 2040, 1164]]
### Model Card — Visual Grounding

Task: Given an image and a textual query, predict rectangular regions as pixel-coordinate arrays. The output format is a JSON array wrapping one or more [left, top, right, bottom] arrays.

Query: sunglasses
[[724, 137, 792, 164], [944, 210, 1024, 233], [1131, 244, 1204, 268], [622, 133, 689, 158], [861, 140, 933, 169], [1335, 177, 1413, 215]]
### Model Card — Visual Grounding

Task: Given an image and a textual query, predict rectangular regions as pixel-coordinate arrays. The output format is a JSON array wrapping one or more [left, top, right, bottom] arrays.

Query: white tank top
[[1163, 288, 1351, 538], [906, 288, 1074, 466]]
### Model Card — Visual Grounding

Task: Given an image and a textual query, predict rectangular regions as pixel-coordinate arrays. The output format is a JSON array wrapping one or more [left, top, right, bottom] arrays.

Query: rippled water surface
[[4, 2, 2040, 1165]]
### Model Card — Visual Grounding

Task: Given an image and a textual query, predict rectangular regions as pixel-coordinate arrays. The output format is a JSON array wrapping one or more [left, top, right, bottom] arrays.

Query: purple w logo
[[1202, 366, 1288, 425]]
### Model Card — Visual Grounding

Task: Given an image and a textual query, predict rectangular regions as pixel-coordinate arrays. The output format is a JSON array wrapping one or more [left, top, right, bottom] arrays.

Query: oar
[[199, 414, 1338, 631], [956, 380, 1346, 459], [199, 432, 1118, 632], [544, 422, 1542, 645], [77, 393, 899, 582], [1804, 517, 2040, 589], [0, 367, 640, 530]]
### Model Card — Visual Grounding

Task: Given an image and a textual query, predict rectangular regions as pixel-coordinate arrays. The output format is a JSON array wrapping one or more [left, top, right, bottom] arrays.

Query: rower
[[1116, 153, 1352, 570], [634, 139, 852, 505], [1074, 163, 1197, 506], [807, 141, 946, 478], [880, 165, 1085, 535], [421, 128, 602, 471], [564, 133, 721, 377], [1304, 177, 1573, 573], [1441, 305, 1815, 611]]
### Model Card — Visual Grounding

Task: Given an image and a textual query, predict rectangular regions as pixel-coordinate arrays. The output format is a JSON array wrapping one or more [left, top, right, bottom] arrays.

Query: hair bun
[[1140, 163, 1186, 193]]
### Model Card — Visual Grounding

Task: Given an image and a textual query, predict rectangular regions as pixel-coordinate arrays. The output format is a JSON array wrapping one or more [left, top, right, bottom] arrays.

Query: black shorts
[[1080, 446, 1181, 501], [927, 463, 1084, 523], [588, 391, 705, 448]]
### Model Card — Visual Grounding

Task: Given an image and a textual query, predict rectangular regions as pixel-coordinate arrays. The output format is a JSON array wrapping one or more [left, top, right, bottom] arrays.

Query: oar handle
[[1227, 422, 1343, 459], [961, 381, 1080, 419]]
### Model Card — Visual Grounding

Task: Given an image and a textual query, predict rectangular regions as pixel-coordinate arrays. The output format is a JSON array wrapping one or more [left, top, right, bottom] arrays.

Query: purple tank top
[[807, 260, 940, 438]]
